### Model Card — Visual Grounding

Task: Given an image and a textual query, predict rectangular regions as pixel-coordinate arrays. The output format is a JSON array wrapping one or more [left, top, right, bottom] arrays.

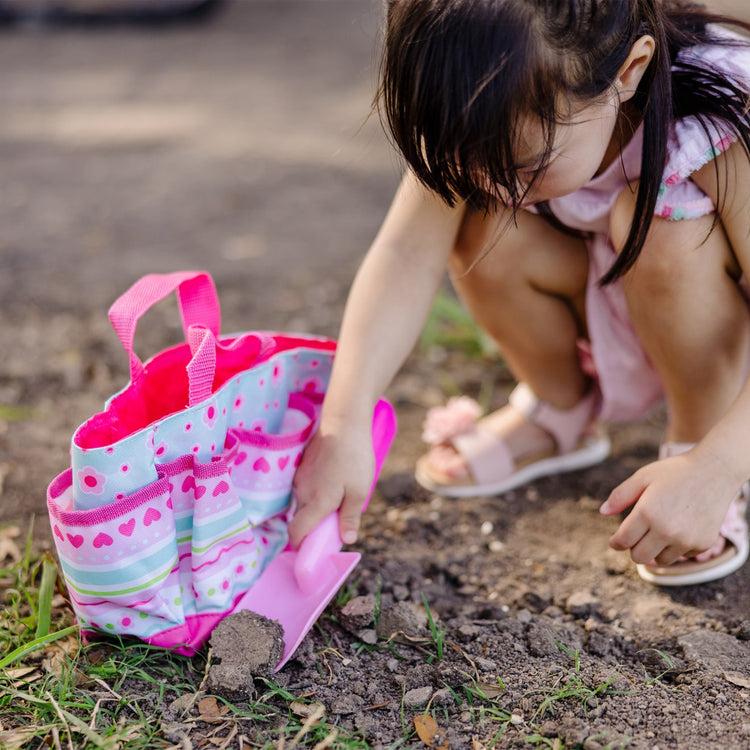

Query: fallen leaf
[[0, 525, 21, 563], [42, 636, 80, 678], [474, 680, 505, 699], [7, 666, 43, 688], [169, 691, 200, 714], [197, 696, 230, 723], [724, 671, 750, 688], [0, 727, 41, 750], [414, 714, 439, 745], [290, 701, 326, 719], [414, 714, 450, 749]]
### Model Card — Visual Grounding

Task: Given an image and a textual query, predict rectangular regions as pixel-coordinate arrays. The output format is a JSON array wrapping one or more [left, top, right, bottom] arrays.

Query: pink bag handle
[[108, 271, 221, 383], [186, 324, 279, 407], [187, 325, 218, 407]]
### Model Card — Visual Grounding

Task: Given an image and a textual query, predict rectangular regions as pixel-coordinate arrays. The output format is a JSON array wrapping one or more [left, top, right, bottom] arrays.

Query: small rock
[[340, 595, 376, 632], [432, 687, 455, 707], [566, 591, 600, 618], [386, 658, 401, 672], [330, 693, 364, 716], [516, 608, 532, 624], [560, 717, 589, 746], [543, 605, 564, 619], [679, 630, 750, 673], [474, 656, 497, 672], [358, 628, 378, 645], [737, 620, 750, 640], [526, 622, 559, 657], [392, 584, 410, 601], [206, 611, 284, 700], [538, 720, 559, 738], [404, 686, 433, 708], [458, 624, 482, 638], [376, 601, 429, 639], [520, 590, 552, 613]]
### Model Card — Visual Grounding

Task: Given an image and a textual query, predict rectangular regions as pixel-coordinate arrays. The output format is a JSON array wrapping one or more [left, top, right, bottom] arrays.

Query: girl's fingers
[[339, 489, 366, 545], [288, 494, 334, 549], [600, 470, 649, 516], [608, 510, 649, 553], [628, 531, 671, 565], [653, 545, 695, 567]]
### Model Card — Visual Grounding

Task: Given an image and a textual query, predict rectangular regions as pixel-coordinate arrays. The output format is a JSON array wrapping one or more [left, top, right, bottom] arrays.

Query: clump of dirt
[[207, 610, 285, 700]]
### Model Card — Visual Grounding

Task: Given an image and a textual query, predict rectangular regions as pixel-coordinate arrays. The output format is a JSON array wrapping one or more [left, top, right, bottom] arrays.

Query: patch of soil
[[2, 2, 750, 748]]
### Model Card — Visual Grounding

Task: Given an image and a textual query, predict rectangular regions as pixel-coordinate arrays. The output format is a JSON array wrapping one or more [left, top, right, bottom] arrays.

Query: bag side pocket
[[226, 392, 318, 524], [47, 471, 183, 641]]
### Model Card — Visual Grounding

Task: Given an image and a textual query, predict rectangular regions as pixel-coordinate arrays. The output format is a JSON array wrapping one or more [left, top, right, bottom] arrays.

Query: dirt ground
[[2, 2, 750, 748]]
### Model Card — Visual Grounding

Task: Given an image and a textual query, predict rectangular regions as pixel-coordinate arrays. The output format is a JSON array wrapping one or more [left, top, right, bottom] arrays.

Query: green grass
[[525, 643, 630, 722], [0, 542, 371, 749], [3, 542, 649, 750], [420, 288, 497, 359], [421, 593, 447, 661]]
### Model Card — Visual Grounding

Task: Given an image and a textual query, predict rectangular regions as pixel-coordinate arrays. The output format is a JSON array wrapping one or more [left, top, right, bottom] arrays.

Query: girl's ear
[[615, 35, 656, 102]]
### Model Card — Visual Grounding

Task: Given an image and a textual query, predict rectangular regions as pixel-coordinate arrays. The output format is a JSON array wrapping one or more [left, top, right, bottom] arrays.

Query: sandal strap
[[453, 428, 515, 487], [508, 383, 598, 455]]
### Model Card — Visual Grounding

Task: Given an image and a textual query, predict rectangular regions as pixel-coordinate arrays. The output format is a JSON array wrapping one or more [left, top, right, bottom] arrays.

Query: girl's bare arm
[[288, 171, 465, 546]]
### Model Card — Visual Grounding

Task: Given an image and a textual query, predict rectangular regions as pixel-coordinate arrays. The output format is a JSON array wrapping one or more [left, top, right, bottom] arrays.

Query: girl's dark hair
[[377, 0, 750, 284]]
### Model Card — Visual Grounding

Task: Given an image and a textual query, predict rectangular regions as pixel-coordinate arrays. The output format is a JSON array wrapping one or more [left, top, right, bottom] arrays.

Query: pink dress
[[545, 29, 750, 422]]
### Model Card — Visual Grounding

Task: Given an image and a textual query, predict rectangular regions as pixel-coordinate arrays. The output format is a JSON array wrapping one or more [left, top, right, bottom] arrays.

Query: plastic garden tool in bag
[[47, 270, 396, 663]]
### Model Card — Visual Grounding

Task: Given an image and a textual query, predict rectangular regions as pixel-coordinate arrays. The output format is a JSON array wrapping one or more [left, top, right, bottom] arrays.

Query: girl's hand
[[287, 418, 374, 549], [600, 451, 738, 566]]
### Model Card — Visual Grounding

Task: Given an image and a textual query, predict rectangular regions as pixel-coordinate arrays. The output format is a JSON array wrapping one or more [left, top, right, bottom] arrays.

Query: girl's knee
[[449, 208, 525, 282], [611, 182, 726, 293]]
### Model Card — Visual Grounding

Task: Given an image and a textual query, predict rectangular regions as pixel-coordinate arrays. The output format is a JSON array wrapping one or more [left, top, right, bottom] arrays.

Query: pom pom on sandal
[[421, 396, 482, 445]]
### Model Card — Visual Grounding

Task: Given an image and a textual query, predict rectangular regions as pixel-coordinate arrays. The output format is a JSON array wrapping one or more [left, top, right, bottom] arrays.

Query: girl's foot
[[415, 383, 610, 498]]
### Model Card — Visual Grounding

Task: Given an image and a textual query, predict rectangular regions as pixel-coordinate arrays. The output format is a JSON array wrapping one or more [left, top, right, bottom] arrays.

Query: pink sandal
[[415, 383, 610, 498], [636, 442, 750, 586]]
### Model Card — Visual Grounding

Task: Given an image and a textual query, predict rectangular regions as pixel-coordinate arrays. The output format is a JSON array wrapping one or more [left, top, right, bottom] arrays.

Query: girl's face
[[495, 91, 622, 206]]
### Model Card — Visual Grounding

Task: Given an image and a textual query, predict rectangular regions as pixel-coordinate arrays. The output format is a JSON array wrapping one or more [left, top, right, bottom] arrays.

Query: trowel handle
[[295, 512, 342, 594], [293, 399, 397, 594]]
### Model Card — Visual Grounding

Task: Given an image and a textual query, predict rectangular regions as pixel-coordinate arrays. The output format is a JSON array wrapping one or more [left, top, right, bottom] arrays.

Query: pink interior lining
[[74, 334, 336, 450]]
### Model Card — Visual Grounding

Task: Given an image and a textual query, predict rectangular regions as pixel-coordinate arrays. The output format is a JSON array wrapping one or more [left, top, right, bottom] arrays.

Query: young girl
[[289, 0, 750, 586]]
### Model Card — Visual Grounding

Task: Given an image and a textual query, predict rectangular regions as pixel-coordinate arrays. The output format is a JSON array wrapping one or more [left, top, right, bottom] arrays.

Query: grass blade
[[34, 554, 59, 639], [0, 625, 79, 669]]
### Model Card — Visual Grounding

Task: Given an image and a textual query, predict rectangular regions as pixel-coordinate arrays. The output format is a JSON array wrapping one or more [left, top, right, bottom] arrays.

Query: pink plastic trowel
[[236, 399, 397, 670]]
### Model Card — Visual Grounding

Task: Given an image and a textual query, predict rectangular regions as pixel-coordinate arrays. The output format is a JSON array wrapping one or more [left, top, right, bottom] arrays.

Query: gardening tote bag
[[47, 271, 341, 654]]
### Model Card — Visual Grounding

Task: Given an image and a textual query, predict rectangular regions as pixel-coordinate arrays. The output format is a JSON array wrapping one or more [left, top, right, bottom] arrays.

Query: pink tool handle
[[294, 398, 397, 594], [108, 271, 221, 384]]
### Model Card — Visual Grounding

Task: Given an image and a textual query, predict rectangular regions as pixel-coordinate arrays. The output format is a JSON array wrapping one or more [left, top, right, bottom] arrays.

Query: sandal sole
[[636, 537, 749, 586]]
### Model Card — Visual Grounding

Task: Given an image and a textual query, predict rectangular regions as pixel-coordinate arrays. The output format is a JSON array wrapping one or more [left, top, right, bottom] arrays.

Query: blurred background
[[0, 0, 402, 543]]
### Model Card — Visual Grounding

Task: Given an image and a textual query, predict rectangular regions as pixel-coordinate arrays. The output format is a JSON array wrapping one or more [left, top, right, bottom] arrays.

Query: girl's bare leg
[[611, 191, 750, 445], [424, 206, 591, 478]]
